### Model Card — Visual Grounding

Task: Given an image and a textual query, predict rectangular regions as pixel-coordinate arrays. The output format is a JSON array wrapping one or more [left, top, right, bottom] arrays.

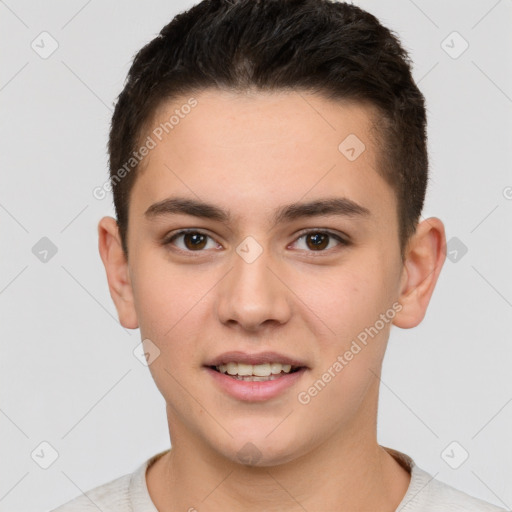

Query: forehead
[[130, 89, 396, 229]]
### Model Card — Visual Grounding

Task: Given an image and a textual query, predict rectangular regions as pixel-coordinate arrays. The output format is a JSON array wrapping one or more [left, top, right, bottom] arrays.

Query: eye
[[291, 230, 348, 252], [165, 229, 219, 252], [164, 229, 348, 254]]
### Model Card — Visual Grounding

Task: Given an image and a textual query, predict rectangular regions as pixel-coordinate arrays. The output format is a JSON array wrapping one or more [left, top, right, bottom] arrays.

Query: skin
[[98, 89, 446, 511]]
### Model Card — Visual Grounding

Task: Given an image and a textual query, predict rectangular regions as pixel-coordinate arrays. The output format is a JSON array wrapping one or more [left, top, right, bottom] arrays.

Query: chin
[[217, 435, 304, 468]]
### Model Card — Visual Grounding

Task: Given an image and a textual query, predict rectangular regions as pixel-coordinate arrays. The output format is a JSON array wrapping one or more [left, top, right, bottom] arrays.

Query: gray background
[[1, 1, 511, 510]]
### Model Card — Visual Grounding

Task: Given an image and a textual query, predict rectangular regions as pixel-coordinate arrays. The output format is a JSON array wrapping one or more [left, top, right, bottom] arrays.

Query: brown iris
[[183, 232, 208, 250], [305, 232, 330, 251]]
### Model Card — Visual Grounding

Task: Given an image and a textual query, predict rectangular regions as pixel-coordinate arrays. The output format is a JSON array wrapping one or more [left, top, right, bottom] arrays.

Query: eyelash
[[163, 228, 350, 255]]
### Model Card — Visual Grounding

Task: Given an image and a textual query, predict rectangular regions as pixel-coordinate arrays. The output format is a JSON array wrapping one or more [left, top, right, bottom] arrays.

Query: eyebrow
[[144, 196, 370, 228]]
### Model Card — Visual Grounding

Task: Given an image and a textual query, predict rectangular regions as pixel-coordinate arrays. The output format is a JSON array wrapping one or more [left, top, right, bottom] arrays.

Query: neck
[[147, 413, 411, 511]]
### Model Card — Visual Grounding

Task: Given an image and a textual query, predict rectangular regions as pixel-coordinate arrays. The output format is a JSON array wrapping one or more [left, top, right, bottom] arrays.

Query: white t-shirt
[[50, 447, 509, 511]]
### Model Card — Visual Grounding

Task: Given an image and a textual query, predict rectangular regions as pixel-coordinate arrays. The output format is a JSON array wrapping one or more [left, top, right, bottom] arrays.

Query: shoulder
[[403, 465, 509, 512], [48, 450, 167, 512], [383, 447, 509, 512], [48, 471, 133, 512]]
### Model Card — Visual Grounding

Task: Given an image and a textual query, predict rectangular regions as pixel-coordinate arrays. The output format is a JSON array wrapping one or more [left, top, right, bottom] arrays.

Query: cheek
[[295, 271, 392, 429], [300, 256, 397, 389], [130, 255, 203, 355], [307, 265, 388, 342], [130, 259, 205, 407]]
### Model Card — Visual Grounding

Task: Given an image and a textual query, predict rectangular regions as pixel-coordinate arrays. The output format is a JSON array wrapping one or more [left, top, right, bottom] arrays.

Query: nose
[[215, 242, 292, 333]]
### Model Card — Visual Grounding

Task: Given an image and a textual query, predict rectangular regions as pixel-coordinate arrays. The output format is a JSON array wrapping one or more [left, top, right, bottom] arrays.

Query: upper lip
[[204, 351, 308, 368]]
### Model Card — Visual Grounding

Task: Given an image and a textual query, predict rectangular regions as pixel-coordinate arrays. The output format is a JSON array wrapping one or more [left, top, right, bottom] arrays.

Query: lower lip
[[204, 367, 307, 402]]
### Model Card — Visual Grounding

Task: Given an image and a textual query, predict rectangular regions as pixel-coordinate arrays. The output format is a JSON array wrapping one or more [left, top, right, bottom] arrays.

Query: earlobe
[[97, 216, 139, 329], [393, 217, 446, 329]]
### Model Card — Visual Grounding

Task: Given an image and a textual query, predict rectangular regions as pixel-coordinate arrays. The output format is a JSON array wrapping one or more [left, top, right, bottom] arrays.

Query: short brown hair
[[108, 0, 428, 260]]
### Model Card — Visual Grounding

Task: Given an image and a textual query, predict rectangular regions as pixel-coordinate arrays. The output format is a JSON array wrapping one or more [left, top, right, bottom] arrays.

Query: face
[[103, 89, 434, 466]]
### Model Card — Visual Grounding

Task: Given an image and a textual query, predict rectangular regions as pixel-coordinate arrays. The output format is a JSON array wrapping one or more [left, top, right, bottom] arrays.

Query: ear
[[393, 217, 446, 329], [97, 216, 139, 329]]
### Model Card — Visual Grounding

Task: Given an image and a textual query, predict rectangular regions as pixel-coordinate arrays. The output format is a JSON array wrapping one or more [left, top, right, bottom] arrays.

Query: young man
[[52, 1, 507, 511]]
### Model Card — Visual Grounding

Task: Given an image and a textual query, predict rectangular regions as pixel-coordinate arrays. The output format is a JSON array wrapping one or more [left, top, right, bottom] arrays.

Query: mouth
[[203, 351, 308, 401]]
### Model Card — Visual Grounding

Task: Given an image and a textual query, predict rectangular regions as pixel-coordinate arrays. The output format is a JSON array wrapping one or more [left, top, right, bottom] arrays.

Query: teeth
[[217, 362, 294, 376], [271, 363, 290, 374], [226, 362, 238, 375]]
